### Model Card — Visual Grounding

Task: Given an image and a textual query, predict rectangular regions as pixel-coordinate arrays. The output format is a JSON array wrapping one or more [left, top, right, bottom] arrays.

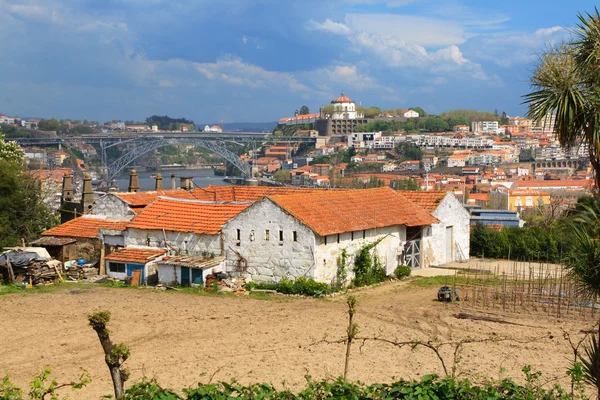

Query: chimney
[[180, 176, 193, 190], [81, 173, 94, 212], [61, 173, 74, 203], [109, 180, 119, 192], [128, 170, 140, 192], [171, 174, 176, 190], [155, 173, 163, 190]]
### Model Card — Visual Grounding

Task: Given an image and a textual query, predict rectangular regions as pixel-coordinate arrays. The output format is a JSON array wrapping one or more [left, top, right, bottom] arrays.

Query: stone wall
[[90, 194, 135, 219], [222, 199, 317, 281], [124, 229, 221, 256]]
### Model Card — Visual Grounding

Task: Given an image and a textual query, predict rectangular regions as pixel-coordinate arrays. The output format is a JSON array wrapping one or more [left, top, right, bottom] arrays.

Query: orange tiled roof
[[515, 179, 594, 189], [115, 190, 197, 207], [105, 248, 166, 264], [191, 186, 346, 202], [397, 191, 447, 213], [267, 187, 438, 236], [42, 217, 128, 239], [127, 198, 252, 235]]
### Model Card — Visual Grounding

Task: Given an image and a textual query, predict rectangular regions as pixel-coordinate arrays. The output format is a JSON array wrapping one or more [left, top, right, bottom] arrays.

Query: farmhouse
[[398, 191, 470, 266], [222, 188, 438, 283]]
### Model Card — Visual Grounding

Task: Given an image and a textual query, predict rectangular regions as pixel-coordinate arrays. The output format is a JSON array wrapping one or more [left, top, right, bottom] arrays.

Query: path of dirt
[[0, 282, 591, 397]]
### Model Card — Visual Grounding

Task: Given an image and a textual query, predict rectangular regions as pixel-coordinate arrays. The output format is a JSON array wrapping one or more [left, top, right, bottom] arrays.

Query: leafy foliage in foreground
[[117, 370, 576, 400], [245, 276, 330, 296]]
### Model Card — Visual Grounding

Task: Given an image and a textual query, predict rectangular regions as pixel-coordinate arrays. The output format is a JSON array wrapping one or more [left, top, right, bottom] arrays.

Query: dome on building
[[331, 92, 354, 104]]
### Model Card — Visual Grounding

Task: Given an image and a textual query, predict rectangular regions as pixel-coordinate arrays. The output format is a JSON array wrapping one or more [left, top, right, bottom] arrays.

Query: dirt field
[[0, 281, 594, 397]]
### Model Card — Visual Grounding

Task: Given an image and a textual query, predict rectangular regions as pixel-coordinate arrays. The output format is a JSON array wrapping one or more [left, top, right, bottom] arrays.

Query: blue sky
[[0, 0, 595, 123]]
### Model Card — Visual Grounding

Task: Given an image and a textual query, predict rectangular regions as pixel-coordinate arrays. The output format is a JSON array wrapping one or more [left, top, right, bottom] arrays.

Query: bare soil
[[0, 281, 592, 398]]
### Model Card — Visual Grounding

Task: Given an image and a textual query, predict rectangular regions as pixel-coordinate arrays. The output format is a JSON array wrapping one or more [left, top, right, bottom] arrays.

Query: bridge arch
[[107, 138, 250, 181]]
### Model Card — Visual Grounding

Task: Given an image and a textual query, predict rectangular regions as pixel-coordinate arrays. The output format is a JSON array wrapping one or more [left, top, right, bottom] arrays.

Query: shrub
[[246, 277, 330, 297], [394, 265, 412, 279], [353, 242, 387, 287]]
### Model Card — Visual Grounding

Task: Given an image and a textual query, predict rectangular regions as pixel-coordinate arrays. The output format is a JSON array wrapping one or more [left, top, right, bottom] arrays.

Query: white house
[[399, 191, 470, 266], [105, 247, 166, 283], [204, 125, 223, 133], [221, 188, 438, 283], [403, 110, 420, 119]]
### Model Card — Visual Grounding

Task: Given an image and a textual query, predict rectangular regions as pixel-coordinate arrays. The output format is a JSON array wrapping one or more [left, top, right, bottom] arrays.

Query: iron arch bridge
[[107, 138, 251, 181]]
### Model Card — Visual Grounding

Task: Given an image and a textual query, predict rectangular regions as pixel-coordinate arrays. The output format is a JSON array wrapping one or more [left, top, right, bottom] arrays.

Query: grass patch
[[0, 283, 64, 296], [409, 275, 503, 288]]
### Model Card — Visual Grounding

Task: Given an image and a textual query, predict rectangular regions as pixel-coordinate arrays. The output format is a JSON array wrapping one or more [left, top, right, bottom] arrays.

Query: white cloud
[[345, 13, 465, 46], [462, 26, 570, 67], [535, 26, 563, 36], [306, 18, 351, 35]]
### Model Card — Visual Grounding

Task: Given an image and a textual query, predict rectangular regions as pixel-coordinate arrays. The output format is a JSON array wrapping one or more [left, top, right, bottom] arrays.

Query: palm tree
[[524, 8, 600, 190]]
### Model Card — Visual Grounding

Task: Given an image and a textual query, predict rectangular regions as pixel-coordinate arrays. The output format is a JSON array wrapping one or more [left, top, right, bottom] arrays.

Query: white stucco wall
[[124, 228, 221, 256], [222, 199, 317, 281], [90, 194, 136, 219], [422, 194, 470, 266], [313, 226, 406, 282], [223, 199, 409, 284]]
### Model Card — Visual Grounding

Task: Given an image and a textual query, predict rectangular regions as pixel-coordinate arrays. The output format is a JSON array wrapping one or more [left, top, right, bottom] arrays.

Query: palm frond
[[580, 334, 600, 389]]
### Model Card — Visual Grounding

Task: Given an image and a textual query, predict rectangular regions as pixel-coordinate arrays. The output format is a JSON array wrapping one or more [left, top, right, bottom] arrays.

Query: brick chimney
[[171, 174, 176, 190], [128, 170, 140, 192], [155, 173, 163, 190], [81, 173, 94, 211], [61, 173, 74, 203]]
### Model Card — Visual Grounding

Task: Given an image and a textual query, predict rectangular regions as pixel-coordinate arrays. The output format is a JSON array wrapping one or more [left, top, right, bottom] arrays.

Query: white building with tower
[[322, 93, 364, 120]]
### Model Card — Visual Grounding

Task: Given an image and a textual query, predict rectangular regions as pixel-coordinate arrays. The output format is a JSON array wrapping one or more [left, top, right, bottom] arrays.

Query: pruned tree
[[88, 311, 130, 399]]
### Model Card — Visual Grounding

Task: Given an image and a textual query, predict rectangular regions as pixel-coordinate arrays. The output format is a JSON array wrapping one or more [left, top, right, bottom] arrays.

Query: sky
[[0, 0, 596, 123]]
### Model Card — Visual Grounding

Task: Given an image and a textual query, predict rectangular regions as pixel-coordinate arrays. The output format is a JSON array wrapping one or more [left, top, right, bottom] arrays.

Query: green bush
[[117, 371, 571, 399], [353, 243, 387, 287], [470, 224, 566, 263], [246, 277, 330, 297], [394, 265, 412, 279]]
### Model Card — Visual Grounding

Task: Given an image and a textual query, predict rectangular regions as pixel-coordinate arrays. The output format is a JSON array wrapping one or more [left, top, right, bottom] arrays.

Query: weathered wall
[[157, 262, 224, 286], [422, 194, 471, 266], [90, 194, 135, 219], [224, 199, 408, 283], [222, 200, 317, 281], [313, 225, 406, 283], [124, 228, 221, 256]]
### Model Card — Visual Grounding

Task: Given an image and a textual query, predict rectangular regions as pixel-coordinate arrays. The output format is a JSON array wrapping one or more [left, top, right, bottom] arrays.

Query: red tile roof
[[267, 187, 438, 236], [515, 179, 594, 189], [105, 248, 166, 264], [397, 191, 447, 213], [115, 190, 197, 208], [192, 186, 346, 202], [127, 198, 252, 235], [42, 217, 128, 239]]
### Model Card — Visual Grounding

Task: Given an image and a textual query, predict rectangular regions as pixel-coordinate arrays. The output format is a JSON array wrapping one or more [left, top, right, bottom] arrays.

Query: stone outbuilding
[[399, 191, 471, 266], [222, 187, 438, 283]]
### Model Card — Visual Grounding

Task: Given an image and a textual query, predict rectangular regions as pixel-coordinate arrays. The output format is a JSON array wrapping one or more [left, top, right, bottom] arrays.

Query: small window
[[236, 229, 241, 241], [279, 230, 284, 241], [109, 262, 125, 273], [265, 230, 270, 240], [293, 231, 298, 242], [250, 230, 255, 241], [363, 230, 366, 239], [324, 236, 328, 245], [337, 234, 340, 243], [351, 231, 354, 241]]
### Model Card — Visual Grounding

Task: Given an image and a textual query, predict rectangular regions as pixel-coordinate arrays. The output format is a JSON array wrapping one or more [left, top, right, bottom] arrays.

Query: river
[[113, 168, 232, 191]]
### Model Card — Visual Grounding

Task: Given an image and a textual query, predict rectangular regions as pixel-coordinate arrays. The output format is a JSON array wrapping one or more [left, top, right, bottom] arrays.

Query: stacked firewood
[[12, 261, 59, 285], [66, 267, 98, 280]]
